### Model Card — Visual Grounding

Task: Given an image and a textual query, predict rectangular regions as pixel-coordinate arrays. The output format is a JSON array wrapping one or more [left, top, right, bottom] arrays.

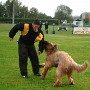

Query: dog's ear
[[53, 44, 57, 50], [54, 44, 57, 48], [42, 41, 49, 48], [41, 40, 49, 50], [42, 40, 49, 45]]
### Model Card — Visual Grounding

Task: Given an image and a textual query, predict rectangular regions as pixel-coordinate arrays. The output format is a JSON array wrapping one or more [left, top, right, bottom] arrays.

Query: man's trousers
[[18, 42, 40, 76]]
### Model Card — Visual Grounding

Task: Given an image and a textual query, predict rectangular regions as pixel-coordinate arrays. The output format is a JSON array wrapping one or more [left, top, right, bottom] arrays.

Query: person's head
[[32, 19, 40, 32], [46, 21, 48, 23]]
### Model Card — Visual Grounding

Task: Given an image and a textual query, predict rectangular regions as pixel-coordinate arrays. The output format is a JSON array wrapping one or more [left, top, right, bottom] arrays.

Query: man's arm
[[38, 30, 45, 54], [9, 23, 24, 40]]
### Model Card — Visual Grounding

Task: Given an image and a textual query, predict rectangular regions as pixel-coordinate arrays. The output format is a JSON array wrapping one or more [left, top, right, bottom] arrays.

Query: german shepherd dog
[[41, 41, 88, 87]]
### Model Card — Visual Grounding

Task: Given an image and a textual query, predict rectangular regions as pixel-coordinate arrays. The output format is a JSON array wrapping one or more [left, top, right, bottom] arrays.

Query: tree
[[0, 0, 53, 19], [0, 2, 6, 17], [28, 7, 39, 19], [16, 5, 28, 18], [54, 4, 73, 22], [5, 0, 13, 17], [38, 12, 52, 19]]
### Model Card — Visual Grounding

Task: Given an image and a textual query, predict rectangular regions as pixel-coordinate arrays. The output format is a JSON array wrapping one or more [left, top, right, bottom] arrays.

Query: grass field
[[0, 24, 90, 90]]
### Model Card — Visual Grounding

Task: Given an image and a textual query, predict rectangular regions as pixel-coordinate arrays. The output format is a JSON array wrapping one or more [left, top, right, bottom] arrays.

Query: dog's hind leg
[[53, 67, 62, 87], [67, 73, 75, 85]]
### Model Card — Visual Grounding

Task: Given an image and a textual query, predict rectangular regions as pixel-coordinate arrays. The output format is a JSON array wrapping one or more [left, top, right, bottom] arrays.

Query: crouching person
[[9, 19, 45, 78]]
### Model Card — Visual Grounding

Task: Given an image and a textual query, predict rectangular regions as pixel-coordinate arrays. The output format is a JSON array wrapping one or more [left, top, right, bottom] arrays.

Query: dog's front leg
[[41, 65, 49, 80]]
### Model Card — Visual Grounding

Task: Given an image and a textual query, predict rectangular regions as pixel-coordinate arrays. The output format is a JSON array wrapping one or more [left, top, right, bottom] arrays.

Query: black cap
[[33, 19, 40, 25]]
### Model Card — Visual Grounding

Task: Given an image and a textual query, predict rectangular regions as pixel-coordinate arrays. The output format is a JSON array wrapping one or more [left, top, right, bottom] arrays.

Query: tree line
[[0, 0, 52, 19], [0, 0, 73, 23]]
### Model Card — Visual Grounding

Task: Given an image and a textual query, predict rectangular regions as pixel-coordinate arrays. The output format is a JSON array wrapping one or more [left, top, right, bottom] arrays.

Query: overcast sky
[[0, 0, 90, 17]]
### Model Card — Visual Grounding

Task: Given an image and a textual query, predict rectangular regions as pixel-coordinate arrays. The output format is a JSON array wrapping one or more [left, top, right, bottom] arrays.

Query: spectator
[[45, 21, 49, 34]]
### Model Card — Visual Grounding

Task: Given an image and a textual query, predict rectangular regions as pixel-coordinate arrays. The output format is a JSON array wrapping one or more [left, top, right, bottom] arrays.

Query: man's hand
[[9, 37, 13, 41], [38, 51, 42, 55]]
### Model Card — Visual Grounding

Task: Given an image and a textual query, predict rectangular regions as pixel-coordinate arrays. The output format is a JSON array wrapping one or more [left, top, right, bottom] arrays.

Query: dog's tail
[[73, 61, 89, 73]]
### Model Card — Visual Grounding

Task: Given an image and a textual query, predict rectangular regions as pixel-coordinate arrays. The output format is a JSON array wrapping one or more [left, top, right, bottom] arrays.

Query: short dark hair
[[33, 19, 40, 25]]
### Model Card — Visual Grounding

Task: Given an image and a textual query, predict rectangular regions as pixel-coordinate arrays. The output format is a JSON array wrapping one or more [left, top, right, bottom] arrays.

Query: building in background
[[73, 12, 90, 34], [73, 12, 90, 27]]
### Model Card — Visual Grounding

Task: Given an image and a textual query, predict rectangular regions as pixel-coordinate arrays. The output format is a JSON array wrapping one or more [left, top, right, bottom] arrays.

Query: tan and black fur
[[41, 41, 88, 86]]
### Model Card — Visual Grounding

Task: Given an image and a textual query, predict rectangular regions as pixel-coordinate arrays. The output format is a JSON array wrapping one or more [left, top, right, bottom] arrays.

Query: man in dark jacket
[[45, 21, 49, 34], [9, 19, 44, 78]]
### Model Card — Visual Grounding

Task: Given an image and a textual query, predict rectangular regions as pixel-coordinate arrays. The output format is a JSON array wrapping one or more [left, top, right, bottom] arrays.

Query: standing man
[[45, 21, 49, 34], [9, 19, 44, 78], [39, 21, 42, 30]]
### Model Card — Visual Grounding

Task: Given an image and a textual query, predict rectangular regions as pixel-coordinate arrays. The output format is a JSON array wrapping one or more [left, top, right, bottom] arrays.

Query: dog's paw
[[69, 81, 75, 85], [69, 78, 75, 85], [39, 63, 45, 68], [40, 76, 45, 80], [53, 84, 61, 87], [53, 81, 61, 87]]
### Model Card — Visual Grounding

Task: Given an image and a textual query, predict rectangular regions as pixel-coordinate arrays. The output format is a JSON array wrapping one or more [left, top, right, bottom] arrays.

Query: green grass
[[0, 24, 90, 90]]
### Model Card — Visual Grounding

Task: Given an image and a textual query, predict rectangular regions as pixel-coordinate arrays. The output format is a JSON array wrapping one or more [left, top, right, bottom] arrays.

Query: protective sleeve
[[38, 30, 45, 53], [9, 23, 24, 39]]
